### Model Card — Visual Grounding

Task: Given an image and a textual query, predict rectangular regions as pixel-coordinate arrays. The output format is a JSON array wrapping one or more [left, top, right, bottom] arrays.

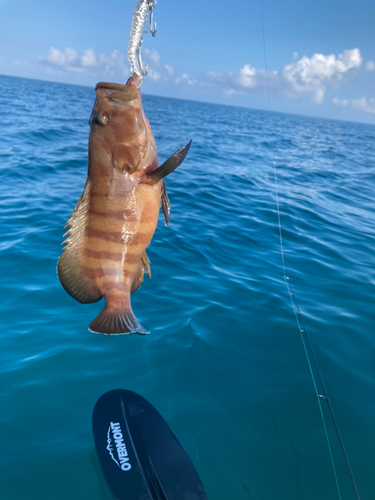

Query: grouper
[[58, 74, 191, 334]]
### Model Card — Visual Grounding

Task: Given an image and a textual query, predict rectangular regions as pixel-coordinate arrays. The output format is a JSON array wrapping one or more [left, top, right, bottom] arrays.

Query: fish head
[[88, 75, 158, 179]]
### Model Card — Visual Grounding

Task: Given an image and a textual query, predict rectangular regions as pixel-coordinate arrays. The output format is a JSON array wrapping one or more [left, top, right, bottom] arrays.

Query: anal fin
[[131, 252, 151, 294]]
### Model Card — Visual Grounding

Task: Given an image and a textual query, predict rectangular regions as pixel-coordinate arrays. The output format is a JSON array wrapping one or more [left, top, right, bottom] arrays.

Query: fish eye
[[95, 110, 109, 126]]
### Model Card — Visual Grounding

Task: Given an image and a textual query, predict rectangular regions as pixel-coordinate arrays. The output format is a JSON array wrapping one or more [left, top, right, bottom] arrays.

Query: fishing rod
[[259, 2, 361, 499]]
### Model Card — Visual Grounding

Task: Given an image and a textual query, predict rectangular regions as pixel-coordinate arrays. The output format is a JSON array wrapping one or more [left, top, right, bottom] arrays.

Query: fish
[[57, 74, 191, 335]]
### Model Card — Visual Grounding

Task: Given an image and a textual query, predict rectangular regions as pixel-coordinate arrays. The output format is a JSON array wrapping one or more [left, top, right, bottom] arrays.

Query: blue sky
[[1, 0, 375, 123]]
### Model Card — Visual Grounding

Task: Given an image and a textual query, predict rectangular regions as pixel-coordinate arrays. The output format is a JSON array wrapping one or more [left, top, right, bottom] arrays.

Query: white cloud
[[81, 49, 97, 67], [175, 73, 197, 86], [147, 68, 161, 81], [46, 47, 78, 67], [40, 47, 129, 76], [332, 98, 348, 108], [237, 64, 257, 88], [39, 46, 173, 83], [366, 60, 375, 71], [185, 49, 361, 103], [38, 46, 368, 113], [352, 97, 375, 114], [333, 96, 375, 114], [203, 65, 277, 95], [143, 48, 160, 66], [282, 48, 362, 103], [97, 50, 128, 74], [164, 64, 174, 75]]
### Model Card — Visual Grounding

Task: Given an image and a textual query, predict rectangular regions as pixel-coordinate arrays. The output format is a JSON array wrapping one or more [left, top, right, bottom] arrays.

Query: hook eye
[[92, 110, 109, 126]]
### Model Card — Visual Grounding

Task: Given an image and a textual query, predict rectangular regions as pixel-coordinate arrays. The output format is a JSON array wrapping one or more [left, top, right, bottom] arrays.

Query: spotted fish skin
[[57, 75, 191, 334]]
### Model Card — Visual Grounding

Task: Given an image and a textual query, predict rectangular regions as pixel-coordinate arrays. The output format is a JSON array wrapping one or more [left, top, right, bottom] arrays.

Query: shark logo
[[106, 422, 132, 471]]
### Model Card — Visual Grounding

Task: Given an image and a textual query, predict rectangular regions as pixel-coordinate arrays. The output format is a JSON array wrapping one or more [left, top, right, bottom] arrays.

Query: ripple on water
[[0, 75, 375, 500]]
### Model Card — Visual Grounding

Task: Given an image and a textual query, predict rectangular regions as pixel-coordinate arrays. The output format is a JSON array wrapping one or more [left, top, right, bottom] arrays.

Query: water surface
[[0, 74, 374, 500]]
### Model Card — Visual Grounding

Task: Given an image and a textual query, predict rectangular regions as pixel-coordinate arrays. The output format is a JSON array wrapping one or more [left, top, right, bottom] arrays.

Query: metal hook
[[143, 1, 157, 37], [136, 39, 148, 77]]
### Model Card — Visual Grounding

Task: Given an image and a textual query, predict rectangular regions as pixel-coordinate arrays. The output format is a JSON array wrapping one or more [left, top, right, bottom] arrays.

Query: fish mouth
[[95, 76, 139, 104]]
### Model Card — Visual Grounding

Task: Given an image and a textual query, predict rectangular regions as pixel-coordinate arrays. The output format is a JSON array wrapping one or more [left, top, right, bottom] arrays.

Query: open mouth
[[95, 78, 139, 103]]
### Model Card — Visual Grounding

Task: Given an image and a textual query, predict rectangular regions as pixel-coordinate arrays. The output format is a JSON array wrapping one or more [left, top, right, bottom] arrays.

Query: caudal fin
[[89, 307, 149, 335]]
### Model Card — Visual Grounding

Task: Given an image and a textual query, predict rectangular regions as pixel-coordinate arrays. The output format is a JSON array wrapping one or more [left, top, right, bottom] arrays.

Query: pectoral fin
[[147, 140, 192, 184], [161, 180, 170, 226], [57, 179, 102, 304], [131, 252, 151, 294]]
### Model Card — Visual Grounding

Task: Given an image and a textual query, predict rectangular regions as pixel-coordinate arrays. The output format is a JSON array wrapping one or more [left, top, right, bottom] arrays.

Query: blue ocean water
[[0, 73, 374, 500]]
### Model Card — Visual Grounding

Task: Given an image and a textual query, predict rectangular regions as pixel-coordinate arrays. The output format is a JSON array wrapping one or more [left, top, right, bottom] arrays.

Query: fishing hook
[[127, 0, 157, 86], [136, 39, 148, 77], [143, 1, 157, 37]]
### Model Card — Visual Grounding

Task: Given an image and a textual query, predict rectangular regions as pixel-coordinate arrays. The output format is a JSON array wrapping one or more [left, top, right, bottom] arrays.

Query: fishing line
[[259, 2, 361, 499]]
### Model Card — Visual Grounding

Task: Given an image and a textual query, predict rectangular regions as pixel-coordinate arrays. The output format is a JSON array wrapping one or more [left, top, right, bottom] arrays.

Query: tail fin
[[89, 306, 149, 335]]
